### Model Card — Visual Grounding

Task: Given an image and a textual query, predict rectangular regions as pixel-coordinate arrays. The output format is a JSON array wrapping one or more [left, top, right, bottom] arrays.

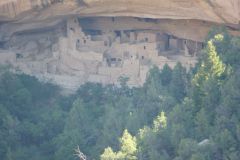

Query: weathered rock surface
[[0, 0, 239, 24], [0, 0, 239, 41]]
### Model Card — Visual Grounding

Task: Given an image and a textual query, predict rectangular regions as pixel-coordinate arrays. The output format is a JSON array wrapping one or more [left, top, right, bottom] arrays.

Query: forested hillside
[[0, 29, 240, 160]]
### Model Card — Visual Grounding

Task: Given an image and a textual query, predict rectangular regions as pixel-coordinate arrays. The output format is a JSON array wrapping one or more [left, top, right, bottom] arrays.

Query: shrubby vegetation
[[0, 29, 240, 160]]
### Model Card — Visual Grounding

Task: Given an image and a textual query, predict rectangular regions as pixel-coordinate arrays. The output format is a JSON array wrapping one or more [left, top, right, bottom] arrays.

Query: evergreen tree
[[170, 63, 187, 102], [192, 35, 226, 108], [101, 147, 117, 160], [160, 64, 172, 86], [153, 111, 167, 132], [101, 129, 137, 160]]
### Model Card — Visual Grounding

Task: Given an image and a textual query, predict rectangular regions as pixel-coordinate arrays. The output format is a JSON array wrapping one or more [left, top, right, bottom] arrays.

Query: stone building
[[0, 16, 204, 92]]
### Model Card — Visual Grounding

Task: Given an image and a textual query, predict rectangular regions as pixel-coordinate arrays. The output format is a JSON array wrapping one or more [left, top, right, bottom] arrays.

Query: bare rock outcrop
[[0, 0, 239, 42], [0, 0, 239, 23]]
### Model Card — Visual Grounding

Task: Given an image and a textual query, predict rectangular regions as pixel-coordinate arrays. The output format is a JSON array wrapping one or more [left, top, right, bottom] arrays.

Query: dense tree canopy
[[0, 29, 239, 160]]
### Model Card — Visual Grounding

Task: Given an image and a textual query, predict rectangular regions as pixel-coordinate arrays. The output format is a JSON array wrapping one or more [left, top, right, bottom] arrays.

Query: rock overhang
[[0, 0, 239, 43]]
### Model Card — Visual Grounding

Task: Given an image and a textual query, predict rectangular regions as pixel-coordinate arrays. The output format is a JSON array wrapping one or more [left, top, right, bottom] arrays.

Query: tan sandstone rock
[[0, 0, 239, 42]]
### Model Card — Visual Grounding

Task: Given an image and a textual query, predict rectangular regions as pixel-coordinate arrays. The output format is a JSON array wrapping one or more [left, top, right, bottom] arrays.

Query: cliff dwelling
[[0, 16, 206, 91]]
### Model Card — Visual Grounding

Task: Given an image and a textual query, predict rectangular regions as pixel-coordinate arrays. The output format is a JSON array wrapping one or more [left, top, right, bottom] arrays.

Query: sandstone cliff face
[[0, 0, 239, 24], [83, 0, 240, 24], [0, 0, 239, 42]]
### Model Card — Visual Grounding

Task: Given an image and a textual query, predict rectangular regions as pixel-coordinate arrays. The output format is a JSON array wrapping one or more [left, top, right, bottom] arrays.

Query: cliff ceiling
[[0, 0, 239, 41]]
